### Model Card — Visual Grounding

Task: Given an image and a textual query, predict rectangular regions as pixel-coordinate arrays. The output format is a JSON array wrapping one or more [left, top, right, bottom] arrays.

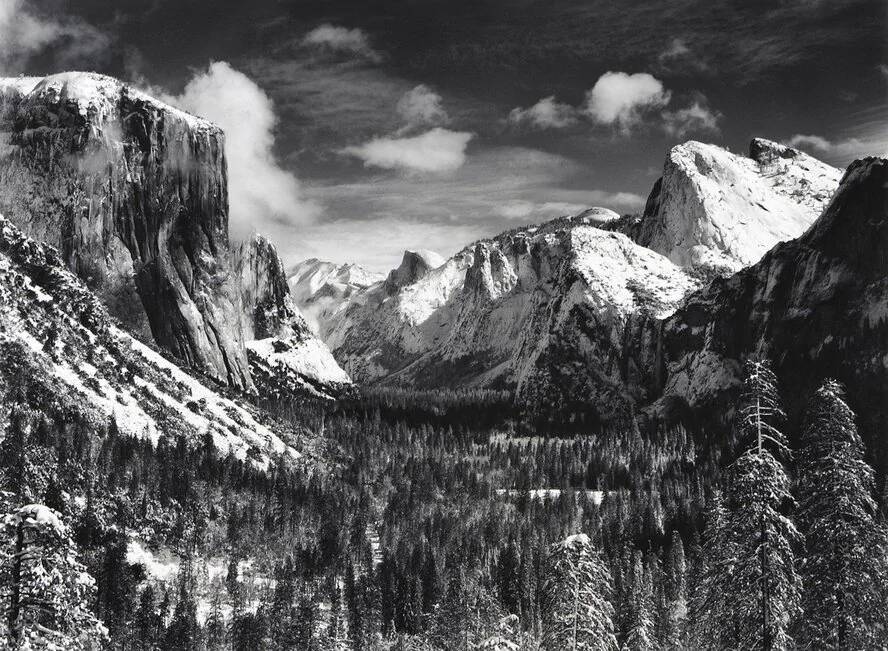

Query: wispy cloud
[[663, 99, 721, 137], [281, 146, 647, 270], [301, 24, 382, 63], [507, 96, 578, 130], [0, 0, 111, 73], [657, 38, 710, 74], [787, 133, 886, 163], [496, 194, 641, 220], [342, 127, 473, 173], [163, 61, 319, 239]]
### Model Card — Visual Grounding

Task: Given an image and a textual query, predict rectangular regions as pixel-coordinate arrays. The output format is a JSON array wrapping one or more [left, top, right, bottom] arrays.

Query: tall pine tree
[[540, 533, 617, 651], [796, 379, 888, 647], [721, 359, 801, 650]]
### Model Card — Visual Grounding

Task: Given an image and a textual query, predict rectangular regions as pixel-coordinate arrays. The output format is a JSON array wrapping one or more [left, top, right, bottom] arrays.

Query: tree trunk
[[8, 521, 23, 646], [760, 510, 769, 651], [572, 570, 579, 651]]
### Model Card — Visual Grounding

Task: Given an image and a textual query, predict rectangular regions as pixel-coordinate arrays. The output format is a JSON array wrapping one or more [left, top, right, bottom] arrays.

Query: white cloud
[[508, 96, 578, 129], [342, 127, 473, 173], [0, 0, 110, 72], [787, 134, 885, 161], [397, 85, 448, 127], [164, 61, 319, 239], [663, 100, 721, 137], [301, 24, 382, 62], [583, 72, 671, 131]]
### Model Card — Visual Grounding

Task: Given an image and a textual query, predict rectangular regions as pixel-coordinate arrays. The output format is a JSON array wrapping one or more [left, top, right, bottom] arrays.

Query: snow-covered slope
[[288, 258, 384, 336], [0, 214, 303, 472], [619, 138, 841, 273], [325, 212, 698, 419]]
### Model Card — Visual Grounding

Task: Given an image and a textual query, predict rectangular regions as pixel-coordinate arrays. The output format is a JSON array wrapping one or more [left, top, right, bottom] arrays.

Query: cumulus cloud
[[663, 100, 721, 137], [396, 85, 448, 128], [583, 72, 671, 131], [342, 127, 473, 173], [0, 0, 110, 72], [787, 134, 885, 161], [508, 96, 578, 129], [301, 24, 382, 62], [165, 61, 319, 239], [507, 74, 719, 137]]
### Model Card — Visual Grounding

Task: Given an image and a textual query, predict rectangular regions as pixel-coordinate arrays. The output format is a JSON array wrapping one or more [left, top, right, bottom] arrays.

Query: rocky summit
[[0, 72, 349, 397], [614, 138, 842, 273]]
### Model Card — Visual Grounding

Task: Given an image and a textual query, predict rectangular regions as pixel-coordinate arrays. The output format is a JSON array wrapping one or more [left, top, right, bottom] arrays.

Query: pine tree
[[663, 531, 687, 648], [205, 584, 226, 650], [688, 491, 734, 650], [0, 504, 108, 649], [540, 533, 617, 651], [135, 584, 162, 649], [623, 551, 655, 650], [796, 380, 888, 647], [431, 565, 470, 650], [721, 359, 801, 650], [498, 540, 521, 616]]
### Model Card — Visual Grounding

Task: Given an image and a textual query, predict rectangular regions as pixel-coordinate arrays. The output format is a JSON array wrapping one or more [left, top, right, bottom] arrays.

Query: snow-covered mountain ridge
[[0, 214, 307, 472], [0, 72, 349, 398], [287, 258, 384, 336], [296, 139, 842, 420], [323, 217, 698, 419]]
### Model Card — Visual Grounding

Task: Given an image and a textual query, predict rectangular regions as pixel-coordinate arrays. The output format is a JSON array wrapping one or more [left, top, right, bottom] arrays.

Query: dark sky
[[3, 0, 887, 270]]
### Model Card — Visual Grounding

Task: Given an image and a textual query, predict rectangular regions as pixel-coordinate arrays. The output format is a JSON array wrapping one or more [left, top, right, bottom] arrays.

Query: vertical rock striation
[[0, 73, 251, 387]]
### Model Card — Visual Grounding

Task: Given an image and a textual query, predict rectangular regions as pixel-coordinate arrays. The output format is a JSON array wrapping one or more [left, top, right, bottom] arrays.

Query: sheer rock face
[[624, 138, 841, 274], [234, 235, 351, 398], [654, 158, 888, 454], [0, 73, 251, 388], [233, 234, 309, 342], [383, 249, 445, 294]]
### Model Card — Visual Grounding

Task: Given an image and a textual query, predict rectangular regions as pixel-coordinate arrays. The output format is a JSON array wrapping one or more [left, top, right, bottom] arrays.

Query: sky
[[1, 0, 886, 272]]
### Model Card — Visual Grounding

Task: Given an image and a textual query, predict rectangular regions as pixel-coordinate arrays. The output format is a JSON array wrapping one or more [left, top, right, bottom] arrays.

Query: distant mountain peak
[[385, 249, 445, 293]]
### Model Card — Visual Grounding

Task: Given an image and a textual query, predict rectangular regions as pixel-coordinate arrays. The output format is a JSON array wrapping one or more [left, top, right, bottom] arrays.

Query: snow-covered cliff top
[[634, 138, 841, 272], [0, 71, 216, 133]]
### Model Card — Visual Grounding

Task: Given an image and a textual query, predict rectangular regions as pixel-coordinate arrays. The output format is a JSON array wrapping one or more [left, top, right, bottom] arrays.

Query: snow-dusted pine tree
[[721, 359, 801, 650], [623, 551, 655, 650], [663, 531, 687, 648], [0, 504, 107, 649], [540, 533, 617, 651], [688, 491, 734, 650], [796, 379, 888, 647]]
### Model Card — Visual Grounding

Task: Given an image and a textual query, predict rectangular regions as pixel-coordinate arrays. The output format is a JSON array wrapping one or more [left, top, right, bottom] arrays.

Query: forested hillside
[[0, 356, 885, 648]]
